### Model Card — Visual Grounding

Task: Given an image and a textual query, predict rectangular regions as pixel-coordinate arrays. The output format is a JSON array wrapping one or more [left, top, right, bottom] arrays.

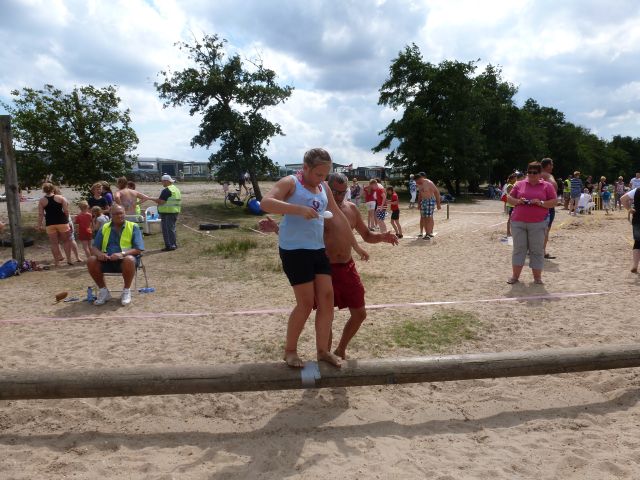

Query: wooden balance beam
[[2, 344, 640, 400]]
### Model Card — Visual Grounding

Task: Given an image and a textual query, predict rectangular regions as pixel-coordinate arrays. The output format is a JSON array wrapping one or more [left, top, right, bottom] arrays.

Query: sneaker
[[121, 288, 132, 306], [94, 288, 112, 306], [423, 234, 431, 240]]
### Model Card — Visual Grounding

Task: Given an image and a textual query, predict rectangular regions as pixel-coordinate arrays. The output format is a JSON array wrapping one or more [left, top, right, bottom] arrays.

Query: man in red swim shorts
[[260, 172, 398, 359]]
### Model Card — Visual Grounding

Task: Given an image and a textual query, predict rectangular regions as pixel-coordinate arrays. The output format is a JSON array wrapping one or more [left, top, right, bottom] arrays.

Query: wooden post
[[1, 344, 640, 400], [0, 115, 24, 264], [446, 202, 450, 220]]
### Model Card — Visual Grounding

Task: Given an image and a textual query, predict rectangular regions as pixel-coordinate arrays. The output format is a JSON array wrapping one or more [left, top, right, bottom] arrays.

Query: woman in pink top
[[505, 161, 557, 285]]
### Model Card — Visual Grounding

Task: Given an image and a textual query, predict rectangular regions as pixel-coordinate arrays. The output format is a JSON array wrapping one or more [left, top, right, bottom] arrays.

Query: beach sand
[[1, 183, 640, 479]]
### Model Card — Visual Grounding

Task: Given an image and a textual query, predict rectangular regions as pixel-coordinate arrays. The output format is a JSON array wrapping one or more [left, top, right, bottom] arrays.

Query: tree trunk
[[248, 169, 262, 201], [455, 179, 461, 196]]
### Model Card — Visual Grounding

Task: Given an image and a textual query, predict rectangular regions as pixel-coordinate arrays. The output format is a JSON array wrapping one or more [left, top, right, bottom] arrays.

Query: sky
[[2, 0, 640, 167]]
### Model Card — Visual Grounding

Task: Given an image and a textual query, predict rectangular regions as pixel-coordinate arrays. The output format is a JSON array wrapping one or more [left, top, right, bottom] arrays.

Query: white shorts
[[366, 200, 376, 210]]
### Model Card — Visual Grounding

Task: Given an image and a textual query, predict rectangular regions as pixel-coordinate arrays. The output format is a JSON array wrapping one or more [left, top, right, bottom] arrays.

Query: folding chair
[[96, 255, 149, 294]]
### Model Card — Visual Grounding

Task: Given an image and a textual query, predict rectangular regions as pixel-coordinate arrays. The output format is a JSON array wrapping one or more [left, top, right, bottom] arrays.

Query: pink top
[[510, 179, 556, 223]]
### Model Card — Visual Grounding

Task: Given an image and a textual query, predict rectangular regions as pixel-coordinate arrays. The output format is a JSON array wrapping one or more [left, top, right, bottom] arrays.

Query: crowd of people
[[28, 174, 183, 306], [4, 154, 640, 368], [501, 162, 640, 283]]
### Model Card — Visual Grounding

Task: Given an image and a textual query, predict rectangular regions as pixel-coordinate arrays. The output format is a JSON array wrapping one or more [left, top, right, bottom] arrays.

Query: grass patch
[[390, 309, 480, 352], [259, 258, 283, 273], [201, 238, 258, 258]]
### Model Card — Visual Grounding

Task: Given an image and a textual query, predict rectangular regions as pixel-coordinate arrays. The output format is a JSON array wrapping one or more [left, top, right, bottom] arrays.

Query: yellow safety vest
[[101, 221, 135, 252], [158, 184, 182, 213], [563, 179, 570, 193]]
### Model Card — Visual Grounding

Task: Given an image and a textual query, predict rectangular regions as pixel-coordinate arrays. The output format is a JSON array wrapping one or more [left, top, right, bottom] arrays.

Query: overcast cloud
[[2, 0, 640, 167]]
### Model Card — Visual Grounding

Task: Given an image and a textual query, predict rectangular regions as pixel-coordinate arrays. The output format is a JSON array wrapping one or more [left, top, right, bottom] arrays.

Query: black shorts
[[100, 256, 141, 274], [391, 210, 399, 220], [279, 248, 331, 286], [633, 223, 640, 250]]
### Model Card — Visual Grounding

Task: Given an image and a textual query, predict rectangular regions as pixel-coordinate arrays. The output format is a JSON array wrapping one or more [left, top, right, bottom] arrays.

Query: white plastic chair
[[143, 206, 161, 234]]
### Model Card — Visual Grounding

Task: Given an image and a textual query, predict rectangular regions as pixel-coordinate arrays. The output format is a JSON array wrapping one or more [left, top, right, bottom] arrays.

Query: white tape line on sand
[[0, 291, 611, 325]]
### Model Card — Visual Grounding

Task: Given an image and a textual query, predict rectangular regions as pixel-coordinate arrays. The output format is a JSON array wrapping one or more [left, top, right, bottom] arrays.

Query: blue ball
[[247, 198, 262, 215]]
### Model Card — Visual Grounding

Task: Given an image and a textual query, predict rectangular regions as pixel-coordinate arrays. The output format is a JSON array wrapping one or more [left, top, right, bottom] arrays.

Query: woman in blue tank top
[[261, 148, 356, 369]]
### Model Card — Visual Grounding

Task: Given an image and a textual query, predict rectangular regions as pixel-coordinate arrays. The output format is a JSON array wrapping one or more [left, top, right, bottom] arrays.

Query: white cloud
[[3, 0, 640, 167], [583, 109, 607, 119]]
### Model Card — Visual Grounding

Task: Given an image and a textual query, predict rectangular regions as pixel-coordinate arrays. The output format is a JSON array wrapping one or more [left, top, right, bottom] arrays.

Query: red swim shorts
[[331, 259, 365, 310]]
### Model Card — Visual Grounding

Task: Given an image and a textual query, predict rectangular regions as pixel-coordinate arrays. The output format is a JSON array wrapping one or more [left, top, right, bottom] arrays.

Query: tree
[[156, 34, 293, 201], [1, 85, 138, 190], [374, 45, 520, 194]]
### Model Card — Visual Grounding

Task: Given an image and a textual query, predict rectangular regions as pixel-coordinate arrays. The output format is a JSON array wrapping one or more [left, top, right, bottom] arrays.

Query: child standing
[[75, 200, 93, 259], [503, 173, 518, 238], [261, 148, 354, 369], [91, 206, 109, 235], [386, 186, 402, 238], [601, 185, 611, 214]]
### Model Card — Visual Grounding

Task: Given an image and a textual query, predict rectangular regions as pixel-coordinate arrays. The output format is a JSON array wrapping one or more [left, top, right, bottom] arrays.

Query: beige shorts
[[46, 224, 70, 234]]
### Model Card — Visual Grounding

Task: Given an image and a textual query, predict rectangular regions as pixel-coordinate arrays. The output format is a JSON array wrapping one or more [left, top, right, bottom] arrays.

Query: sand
[[1, 183, 640, 479]]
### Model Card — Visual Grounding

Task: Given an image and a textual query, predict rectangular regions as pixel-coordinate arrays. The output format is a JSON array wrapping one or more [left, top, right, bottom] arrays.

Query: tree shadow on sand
[[1, 388, 640, 477]]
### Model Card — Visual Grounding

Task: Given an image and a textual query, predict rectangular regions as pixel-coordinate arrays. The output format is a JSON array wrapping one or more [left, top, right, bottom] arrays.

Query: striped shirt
[[570, 177, 583, 197]]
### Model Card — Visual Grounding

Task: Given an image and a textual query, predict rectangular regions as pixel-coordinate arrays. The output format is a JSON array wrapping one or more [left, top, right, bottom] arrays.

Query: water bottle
[[138, 287, 155, 294], [86, 286, 93, 301]]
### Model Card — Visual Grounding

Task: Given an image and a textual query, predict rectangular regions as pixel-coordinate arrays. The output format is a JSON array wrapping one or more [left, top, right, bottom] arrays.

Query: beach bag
[[0, 259, 19, 279]]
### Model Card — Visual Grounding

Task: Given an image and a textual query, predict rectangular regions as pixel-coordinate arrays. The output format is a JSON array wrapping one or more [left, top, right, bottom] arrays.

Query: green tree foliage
[[1, 85, 138, 190], [156, 34, 293, 200], [374, 45, 520, 194], [375, 44, 640, 193]]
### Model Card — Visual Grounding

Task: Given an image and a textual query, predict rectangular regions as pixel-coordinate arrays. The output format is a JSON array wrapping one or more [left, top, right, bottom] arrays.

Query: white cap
[[161, 174, 175, 182]]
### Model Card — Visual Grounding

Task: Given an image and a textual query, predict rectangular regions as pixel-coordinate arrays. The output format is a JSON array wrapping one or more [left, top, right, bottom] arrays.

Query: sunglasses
[[331, 189, 347, 196]]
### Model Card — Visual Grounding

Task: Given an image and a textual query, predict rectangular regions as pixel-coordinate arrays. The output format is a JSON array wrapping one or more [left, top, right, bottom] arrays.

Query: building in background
[[128, 157, 211, 181], [280, 162, 394, 180]]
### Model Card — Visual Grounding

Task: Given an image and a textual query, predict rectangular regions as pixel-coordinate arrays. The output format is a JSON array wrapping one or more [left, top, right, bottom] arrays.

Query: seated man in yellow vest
[[87, 205, 145, 306]]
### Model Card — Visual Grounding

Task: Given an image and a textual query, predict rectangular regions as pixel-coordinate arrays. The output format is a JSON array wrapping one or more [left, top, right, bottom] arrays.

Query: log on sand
[[2, 344, 640, 400]]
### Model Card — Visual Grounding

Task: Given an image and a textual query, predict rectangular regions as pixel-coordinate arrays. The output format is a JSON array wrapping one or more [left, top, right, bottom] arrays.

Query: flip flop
[[544, 253, 556, 259], [506, 278, 519, 284]]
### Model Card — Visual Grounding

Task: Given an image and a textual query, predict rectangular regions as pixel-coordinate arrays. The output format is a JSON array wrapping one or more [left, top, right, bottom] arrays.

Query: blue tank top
[[279, 175, 328, 250]]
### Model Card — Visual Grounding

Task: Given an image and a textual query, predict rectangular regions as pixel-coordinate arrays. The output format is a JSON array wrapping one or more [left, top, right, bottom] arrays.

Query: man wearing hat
[[153, 174, 182, 251]]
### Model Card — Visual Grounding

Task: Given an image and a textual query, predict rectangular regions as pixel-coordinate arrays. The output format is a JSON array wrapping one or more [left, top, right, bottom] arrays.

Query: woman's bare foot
[[318, 350, 342, 368], [333, 348, 348, 360], [283, 350, 304, 368]]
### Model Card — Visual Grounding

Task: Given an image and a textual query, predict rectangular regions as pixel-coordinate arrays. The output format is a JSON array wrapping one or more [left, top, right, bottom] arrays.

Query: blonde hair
[[91, 182, 103, 193], [303, 148, 332, 168], [78, 200, 89, 211], [42, 182, 55, 194], [117, 176, 128, 189]]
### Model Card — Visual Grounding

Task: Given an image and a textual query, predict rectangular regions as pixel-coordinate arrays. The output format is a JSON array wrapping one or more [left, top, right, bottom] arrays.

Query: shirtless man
[[540, 158, 558, 259], [415, 172, 441, 239], [260, 172, 398, 359], [114, 177, 151, 216]]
